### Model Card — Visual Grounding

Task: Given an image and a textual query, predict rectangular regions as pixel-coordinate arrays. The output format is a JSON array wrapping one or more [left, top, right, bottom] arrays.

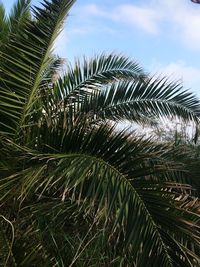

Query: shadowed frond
[[1, 124, 199, 266], [1, 1, 200, 266], [0, 3, 9, 44]]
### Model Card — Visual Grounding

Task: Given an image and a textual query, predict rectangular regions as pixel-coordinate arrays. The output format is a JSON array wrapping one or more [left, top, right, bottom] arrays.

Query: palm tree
[[0, 0, 200, 266]]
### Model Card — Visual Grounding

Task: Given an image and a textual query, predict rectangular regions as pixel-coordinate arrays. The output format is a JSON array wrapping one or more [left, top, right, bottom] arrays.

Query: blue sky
[[4, 0, 200, 97]]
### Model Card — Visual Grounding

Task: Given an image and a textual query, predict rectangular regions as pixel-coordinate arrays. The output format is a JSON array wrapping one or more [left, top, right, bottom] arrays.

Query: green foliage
[[0, 1, 200, 266], [152, 121, 200, 196]]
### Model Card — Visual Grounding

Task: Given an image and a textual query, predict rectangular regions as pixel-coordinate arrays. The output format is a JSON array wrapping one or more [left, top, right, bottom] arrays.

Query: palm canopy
[[0, 0, 200, 266], [0, 0, 200, 137]]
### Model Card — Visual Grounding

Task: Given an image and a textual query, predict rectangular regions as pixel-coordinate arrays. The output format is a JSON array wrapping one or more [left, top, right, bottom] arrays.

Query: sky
[[4, 0, 200, 97]]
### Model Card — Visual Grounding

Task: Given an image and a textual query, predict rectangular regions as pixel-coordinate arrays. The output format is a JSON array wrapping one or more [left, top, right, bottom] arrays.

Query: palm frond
[[53, 54, 146, 101], [0, 216, 16, 266], [1, 1, 200, 266], [1, 124, 199, 266], [88, 78, 200, 123], [0, 2, 9, 45], [43, 64, 200, 131], [0, 0, 31, 50], [0, 0, 75, 136], [8, 0, 31, 34]]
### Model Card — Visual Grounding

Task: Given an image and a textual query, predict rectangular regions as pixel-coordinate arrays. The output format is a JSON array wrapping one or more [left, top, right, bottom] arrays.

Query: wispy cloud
[[160, 62, 200, 83], [75, 0, 200, 50], [156, 0, 200, 49], [150, 60, 200, 96], [111, 4, 162, 34], [80, 4, 106, 17], [75, 2, 162, 35]]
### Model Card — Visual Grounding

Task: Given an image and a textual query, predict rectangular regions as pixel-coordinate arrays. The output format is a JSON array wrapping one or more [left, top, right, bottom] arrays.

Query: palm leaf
[[82, 78, 200, 123], [1, 124, 199, 266], [8, 0, 31, 35], [0, 2, 9, 45], [51, 54, 146, 103], [0, 0, 75, 136], [42, 64, 200, 131]]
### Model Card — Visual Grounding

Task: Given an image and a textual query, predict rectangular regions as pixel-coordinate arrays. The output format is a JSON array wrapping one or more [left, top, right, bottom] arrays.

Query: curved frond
[[0, 0, 75, 136], [53, 54, 146, 101], [1, 1, 200, 266], [1, 124, 199, 266], [43, 66, 200, 131], [90, 78, 200, 123], [8, 0, 31, 34]]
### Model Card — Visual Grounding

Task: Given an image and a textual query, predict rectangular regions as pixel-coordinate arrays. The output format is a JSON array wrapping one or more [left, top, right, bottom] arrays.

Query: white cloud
[[158, 0, 200, 49], [136, 0, 200, 50], [150, 60, 200, 96], [111, 5, 162, 34], [75, 3, 162, 35], [80, 4, 106, 17], [76, 0, 200, 50], [160, 62, 200, 82]]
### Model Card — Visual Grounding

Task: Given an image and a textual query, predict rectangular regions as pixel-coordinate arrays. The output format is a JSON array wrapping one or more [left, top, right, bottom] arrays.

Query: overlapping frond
[[51, 54, 146, 103], [1, 123, 199, 266], [80, 78, 200, 123], [8, 0, 31, 34], [96, 78, 200, 121], [45, 66, 200, 130], [0, 0, 75, 136], [0, 2, 9, 44], [0, 0, 31, 51], [0, 1, 200, 266]]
